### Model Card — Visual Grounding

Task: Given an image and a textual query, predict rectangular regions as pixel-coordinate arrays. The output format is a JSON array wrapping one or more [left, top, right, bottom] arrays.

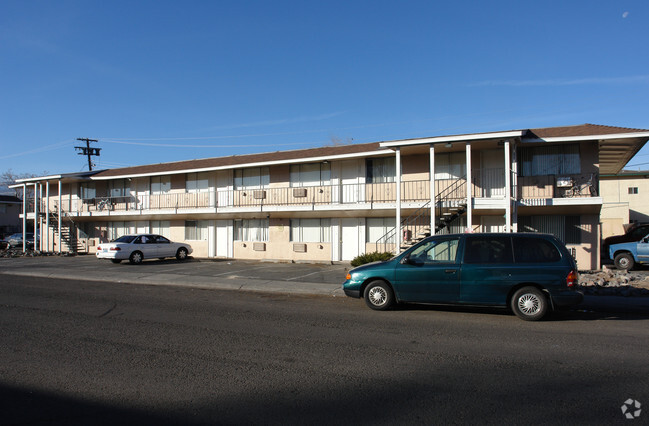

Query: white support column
[[395, 147, 402, 251], [429, 144, 436, 234], [22, 184, 27, 252], [58, 179, 62, 254], [33, 183, 39, 252], [46, 181, 50, 251], [511, 144, 518, 232], [504, 140, 511, 232], [465, 143, 472, 232]]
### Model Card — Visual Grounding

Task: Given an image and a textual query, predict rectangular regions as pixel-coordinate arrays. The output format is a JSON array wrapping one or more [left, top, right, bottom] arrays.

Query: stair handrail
[[48, 206, 86, 254], [374, 175, 468, 254]]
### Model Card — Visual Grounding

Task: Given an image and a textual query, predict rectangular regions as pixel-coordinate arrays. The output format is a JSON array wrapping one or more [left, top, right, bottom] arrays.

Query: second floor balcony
[[28, 170, 599, 216]]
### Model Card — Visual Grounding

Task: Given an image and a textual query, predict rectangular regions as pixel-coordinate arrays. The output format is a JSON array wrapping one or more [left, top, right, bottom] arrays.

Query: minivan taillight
[[566, 270, 578, 288]]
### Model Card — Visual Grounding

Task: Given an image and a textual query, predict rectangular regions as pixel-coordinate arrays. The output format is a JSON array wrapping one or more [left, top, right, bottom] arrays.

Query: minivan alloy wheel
[[363, 280, 394, 311], [511, 286, 548, 321]]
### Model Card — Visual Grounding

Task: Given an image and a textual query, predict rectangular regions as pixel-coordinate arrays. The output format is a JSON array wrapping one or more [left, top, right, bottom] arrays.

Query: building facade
[[600, 170, 649, 239], [0, 195, 22, 237], [14, 124, 649, 270]]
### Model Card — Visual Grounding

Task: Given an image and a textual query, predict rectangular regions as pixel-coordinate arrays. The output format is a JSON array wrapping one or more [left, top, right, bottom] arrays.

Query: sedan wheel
[[129, 251, 143, 265], [176, 247, 188, 261], [511, 287, 548, 321], [363, 280, 394, 311]]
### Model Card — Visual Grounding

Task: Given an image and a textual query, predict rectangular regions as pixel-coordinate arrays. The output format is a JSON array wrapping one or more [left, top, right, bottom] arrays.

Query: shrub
[[350, 251, 394, 267]]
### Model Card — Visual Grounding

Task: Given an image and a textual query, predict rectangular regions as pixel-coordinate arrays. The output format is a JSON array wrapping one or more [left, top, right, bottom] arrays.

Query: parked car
[[608, 235, 649, 270], [602, 223, 649, 260], [96, 234, 193, 264], [4, 232, 37, 249], [342, 233, 583, 321]]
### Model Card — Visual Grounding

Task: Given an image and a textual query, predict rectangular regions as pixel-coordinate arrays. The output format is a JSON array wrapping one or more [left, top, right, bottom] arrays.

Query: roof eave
[[379, 131, 525, 148]]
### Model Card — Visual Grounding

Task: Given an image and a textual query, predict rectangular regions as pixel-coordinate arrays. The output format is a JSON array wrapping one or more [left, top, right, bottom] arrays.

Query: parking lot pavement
[[0, 255, 350, 296]]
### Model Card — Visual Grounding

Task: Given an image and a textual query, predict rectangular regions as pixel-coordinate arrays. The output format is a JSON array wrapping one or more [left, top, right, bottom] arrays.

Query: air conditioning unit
[[253, 242, 266, 251], [293, 243, 307, 253], [293, 188, 307, 197], [253, 190, 266, 199]]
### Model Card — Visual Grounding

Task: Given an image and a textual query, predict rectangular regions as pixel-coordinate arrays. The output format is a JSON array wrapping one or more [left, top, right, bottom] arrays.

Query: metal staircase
[[49, 209, 87, 254], [375, 176, 467, 254]]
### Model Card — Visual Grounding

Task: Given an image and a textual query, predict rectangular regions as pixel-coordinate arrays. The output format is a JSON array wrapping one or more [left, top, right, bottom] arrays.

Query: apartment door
[[215, 220, 230, 258], [341, 218, 362, 261]]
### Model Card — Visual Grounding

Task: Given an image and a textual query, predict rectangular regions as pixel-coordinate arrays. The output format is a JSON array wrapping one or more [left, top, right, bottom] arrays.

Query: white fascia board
[[522, 132, 649, 143], [91, 149, 395, 180], [14, 174, 64, 183], [380, 131, 525, 148]]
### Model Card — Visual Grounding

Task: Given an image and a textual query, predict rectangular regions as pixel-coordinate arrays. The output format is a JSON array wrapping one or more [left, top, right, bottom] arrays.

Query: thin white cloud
[[204, 111, 347, 131], [623, 11, 629, 18], [470, 75, 649, 87]]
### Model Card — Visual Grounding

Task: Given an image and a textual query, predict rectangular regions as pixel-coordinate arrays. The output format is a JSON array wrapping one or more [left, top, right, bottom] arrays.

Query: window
[[79, 182, 96, 199], [435, 152, 466, 180], [366, 217, 395, 243], [290, 163, 330, 187], [186, 172, 209, 193], [291, 218, 331, 243], [519, 215, 581, 244], [629, 187, 639, 194], [408, 237, 459, 263], [366, 157, 395, 183], [108, 221, 130, 240], [464, 237, 514, 264], [109, 180, 130, 197], [234, 167, 269, 190], [150, 220, 170, 239], [151, 176, 171, 194], [520, 144, 580, 176], [185, 220, 208, 240], [513, 237, 561, 263], [234, 219, 269, 241]]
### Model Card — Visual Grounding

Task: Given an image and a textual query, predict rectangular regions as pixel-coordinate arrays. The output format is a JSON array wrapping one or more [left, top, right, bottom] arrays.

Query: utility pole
[[75, 138, 101, 171]]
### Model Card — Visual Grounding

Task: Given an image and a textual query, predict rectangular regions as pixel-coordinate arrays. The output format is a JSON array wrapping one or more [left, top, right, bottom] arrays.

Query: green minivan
[[342, 233, 583, 321]]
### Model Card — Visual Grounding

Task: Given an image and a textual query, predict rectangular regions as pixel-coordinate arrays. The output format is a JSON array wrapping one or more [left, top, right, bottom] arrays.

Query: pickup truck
[[609, 235, 649, 270]]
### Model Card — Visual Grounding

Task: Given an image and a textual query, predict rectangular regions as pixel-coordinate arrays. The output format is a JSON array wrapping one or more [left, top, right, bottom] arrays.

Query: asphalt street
[[1, 274, 649, 425]]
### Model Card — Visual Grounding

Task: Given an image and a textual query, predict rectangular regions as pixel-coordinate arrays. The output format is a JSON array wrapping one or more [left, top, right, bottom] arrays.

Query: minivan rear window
[[513, 237, 561, 263], [463, 237, 514, 264]]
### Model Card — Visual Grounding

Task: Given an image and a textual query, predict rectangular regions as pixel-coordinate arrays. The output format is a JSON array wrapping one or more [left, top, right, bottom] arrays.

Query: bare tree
[[0, 169, 48, 199]]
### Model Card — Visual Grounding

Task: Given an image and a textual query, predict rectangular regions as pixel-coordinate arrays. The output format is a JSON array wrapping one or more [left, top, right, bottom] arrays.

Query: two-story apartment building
[[14, 124, 649, 270]]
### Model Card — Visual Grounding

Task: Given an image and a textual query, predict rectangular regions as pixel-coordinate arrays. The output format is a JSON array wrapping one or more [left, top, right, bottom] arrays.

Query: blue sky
[[2, 0, 649, 176]]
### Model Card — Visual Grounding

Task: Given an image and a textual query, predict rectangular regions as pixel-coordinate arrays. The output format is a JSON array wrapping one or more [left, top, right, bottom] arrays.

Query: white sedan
[[96, 234, 193, 264]]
